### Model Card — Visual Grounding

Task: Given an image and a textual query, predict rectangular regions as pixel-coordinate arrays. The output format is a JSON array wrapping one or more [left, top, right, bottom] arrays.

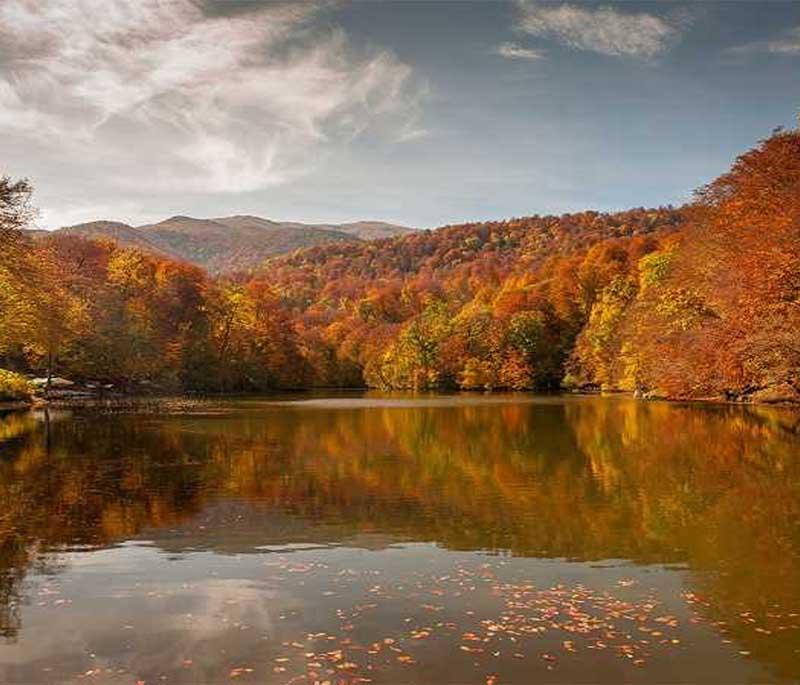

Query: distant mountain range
[[39, 215, 415, 273]]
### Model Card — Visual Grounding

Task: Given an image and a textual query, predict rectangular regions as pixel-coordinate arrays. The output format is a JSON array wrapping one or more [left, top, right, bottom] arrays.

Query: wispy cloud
[[726, 26, 800, 57], [0, 0, 425, 195], [36, 200, 157, 231], [514, 1, 686, 59], [494, 42, 547, 61]]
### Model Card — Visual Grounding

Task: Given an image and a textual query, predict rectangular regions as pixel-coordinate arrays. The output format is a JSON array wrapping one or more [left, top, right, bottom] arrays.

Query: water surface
[[0, 394, 799, 683]]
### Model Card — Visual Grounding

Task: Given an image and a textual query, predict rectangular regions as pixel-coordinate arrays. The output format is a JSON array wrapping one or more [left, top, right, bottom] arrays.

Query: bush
[[0, 369, 33, 402]]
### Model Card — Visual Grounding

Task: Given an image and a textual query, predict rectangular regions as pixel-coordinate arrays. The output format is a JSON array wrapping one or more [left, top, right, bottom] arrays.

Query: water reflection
[[0, 396, 798, 681]]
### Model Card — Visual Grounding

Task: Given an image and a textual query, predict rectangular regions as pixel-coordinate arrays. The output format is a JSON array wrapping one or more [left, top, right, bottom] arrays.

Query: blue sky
[[1, 1, 799, 229]]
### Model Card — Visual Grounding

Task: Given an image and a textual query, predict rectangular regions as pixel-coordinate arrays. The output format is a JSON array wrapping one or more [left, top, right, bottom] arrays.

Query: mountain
[[315, 221, 416, 241], [49, 215, 414, 273], [131, 215, 358, 274], [213, 217, 415, 241], [59, 220, 173, 258]]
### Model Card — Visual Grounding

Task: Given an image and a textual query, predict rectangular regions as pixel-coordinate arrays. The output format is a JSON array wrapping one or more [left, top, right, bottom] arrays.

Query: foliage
[[569, 130, 800, 400], [0, 370, 32, 401]]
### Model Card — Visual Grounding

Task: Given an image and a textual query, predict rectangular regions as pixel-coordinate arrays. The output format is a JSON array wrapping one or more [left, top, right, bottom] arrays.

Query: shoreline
[[3, 388, 799, 414]]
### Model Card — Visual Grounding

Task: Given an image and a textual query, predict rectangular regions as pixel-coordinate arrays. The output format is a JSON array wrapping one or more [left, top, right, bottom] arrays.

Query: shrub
[[0, 369, 33, 402]]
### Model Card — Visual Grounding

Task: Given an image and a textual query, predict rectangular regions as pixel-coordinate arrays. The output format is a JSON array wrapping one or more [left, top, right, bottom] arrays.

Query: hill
[[255, 206, 683, 388], [49, 215, 414, 273], [322, 221, 417, 241], [59, 220, 175, 258]]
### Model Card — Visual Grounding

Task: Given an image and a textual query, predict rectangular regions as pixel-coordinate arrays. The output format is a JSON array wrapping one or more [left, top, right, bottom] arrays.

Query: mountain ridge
[[46, 215, 415, 273]]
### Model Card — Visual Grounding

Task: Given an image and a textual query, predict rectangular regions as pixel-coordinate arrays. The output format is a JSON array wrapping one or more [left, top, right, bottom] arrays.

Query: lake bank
[[9, 385, 799, 414]]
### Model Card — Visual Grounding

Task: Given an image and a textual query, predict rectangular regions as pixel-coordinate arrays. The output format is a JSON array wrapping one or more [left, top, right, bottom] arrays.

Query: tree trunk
[[45, 350, 53, 392]]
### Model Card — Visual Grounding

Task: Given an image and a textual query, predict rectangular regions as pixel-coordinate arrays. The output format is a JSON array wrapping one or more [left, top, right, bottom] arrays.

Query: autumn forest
[[1, 130, 799, 404]]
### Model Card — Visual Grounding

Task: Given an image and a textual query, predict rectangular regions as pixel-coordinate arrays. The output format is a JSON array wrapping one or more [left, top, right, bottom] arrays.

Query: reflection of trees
[[0, 416, 210, 638], [0, 537, 27, 640], [0, 399, 799, 674], [0, 411, 38, 447], [566, 400, 800, 681]]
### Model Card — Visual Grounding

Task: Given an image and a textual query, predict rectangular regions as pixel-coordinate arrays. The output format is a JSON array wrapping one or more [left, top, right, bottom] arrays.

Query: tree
[[0, 176, 36, 359], [0, 177, 80, 384], [0, 176, 33, 238], [370, 299, 453, 389]]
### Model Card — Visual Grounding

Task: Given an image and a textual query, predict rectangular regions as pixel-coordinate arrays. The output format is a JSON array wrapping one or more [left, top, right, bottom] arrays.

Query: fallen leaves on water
[[87, 559, 786, 685], [228, 666, 254, 678]]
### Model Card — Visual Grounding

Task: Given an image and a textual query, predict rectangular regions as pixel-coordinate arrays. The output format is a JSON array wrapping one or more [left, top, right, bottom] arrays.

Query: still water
[[0, 394, 799, 684]]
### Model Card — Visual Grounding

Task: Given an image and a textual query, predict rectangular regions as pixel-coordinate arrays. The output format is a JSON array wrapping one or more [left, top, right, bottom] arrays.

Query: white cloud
[[514, 1, 684, 59], [727, 26, 800, 57], [36, 200, 157, 231], [494, 42, 547, 60], [0, 0, 424, 194]]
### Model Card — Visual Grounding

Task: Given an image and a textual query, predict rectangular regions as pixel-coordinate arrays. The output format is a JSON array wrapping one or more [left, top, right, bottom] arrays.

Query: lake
[[0, 393, 798, 684]]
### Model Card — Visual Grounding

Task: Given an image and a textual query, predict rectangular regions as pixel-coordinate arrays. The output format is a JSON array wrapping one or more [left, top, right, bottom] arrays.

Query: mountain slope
[[48, 215, 415, 273], [59, 220, 175, 259], [213, 216, 413, 241], [312, 221, 415, 241], [136, 215, 356, 274]]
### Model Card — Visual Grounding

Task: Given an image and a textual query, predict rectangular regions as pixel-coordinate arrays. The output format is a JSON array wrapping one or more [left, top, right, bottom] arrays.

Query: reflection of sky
[[0, 542, 775, 684]]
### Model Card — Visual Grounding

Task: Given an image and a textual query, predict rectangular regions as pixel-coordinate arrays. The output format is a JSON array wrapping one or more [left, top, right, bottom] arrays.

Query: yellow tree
[[0, 176, 36, 357]]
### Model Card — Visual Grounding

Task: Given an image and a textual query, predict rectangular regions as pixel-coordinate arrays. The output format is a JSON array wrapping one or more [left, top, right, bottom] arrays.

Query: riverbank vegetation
[[1, 130, 798, 402], [0, 370, 31, 402]]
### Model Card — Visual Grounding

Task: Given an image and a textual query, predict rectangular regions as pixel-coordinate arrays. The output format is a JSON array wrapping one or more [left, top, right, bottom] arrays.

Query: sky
[[1, 0, 799, 230]]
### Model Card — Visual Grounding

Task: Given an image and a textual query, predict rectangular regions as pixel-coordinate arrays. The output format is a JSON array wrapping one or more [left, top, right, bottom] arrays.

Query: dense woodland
[[1, 130, 799, 402]]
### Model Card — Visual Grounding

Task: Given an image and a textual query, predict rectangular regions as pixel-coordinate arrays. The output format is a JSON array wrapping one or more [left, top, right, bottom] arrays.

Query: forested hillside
[[261, 207, 681, 389], [1, 130, 798, 403]]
